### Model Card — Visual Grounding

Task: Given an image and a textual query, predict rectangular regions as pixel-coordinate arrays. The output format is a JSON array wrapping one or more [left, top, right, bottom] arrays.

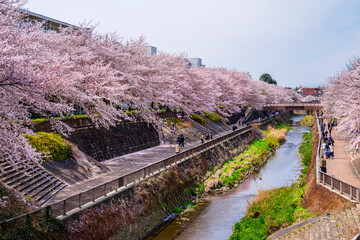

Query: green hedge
[[191, 113, 206, 125], [24, 132, 72, 162], [204, 112, 222, 123]]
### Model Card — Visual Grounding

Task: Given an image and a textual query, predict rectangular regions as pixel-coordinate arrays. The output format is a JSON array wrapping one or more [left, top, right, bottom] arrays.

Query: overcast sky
[[24, 0, 360, 87]]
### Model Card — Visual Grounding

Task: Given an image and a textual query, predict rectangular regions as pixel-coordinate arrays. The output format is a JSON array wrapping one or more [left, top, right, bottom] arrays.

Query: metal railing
[[3, 112, 287, 230], [264, 103, 322, 107], [315, 112, 360, 202]]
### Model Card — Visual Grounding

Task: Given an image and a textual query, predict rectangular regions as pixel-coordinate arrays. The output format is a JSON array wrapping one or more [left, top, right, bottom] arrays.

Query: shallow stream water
[[146, 115, 309, 240]]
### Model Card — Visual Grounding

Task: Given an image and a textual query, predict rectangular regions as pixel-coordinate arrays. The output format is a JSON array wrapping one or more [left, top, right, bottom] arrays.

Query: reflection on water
[[147, 115, 309, 240]]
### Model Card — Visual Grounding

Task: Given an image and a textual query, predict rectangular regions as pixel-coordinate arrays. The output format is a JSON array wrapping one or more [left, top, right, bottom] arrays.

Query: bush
[[275, 123, 291, 131], [300, 115, 314, 127], [204, 112, 222, 123], [31, 114, 89, 123], [24, 132, 72, 162], [191, 113, 206, 125]]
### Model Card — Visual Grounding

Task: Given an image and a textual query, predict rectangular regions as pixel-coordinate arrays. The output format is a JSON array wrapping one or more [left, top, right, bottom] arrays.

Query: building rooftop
[[20, 9, 77, 29]]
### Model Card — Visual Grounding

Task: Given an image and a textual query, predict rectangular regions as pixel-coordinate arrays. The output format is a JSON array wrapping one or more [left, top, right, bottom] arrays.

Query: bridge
[[263, 103, 323, 111]]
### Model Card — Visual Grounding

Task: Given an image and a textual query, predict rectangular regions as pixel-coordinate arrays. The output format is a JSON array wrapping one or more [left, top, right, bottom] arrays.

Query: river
[[146, 115, 309, 240]]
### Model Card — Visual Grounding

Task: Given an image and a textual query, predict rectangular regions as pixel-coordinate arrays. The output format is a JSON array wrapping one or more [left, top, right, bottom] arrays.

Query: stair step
[[2, 168, 32, 183], [6, 167, 48, 187], [30, 179, 60, 199], [37, 183, 66, 205], [16, 173, 45, 192], [24, 177, 52, 196]]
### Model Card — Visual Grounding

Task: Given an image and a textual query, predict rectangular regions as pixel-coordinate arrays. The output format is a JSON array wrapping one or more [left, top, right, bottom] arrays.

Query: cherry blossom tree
[[0, 0, 305, 171], [322, 58, 360, 147]]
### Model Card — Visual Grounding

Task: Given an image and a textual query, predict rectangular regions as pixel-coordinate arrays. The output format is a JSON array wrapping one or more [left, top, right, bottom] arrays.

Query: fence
[[264, 103, 322, 108], [315, 112, 360, 202]]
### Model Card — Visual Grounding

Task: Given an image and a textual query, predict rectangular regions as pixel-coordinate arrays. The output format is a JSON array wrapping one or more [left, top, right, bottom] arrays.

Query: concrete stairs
[[203, 118, 231, 134], [244, 107, 255, 122], [188, 119, 213, 135], [269, 206, 360, 240], [0, 159, 66, 206]]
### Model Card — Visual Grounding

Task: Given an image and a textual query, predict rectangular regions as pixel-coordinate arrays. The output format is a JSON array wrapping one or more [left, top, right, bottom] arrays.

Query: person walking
[[205, 134, 210, 143], [176, 135, 181, 145], [321, 142, 326, 156], [180, 134, 185, 148], [320, 157, 327, 173], [325, 148, 331, 159], [201, 134, 204, 144], [329, 136, 334, 146], [324, 130, 328, 138], [173, 122, 177, 132], [175, 144, 181, 154], [329, 145, 334, 158], [356, 143, 359, 154]]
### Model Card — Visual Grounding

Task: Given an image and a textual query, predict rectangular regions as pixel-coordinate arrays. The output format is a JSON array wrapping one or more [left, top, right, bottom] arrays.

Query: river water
[[146, 115, 309, 240]]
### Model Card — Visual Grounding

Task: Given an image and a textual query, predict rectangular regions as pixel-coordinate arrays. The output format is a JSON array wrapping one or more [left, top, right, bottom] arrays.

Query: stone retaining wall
[[67, 122, 160, 162]]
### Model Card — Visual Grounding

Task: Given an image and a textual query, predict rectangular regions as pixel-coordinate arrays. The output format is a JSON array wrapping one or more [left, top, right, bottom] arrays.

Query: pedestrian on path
[[176, 135, 181, 145], [320, 157, 327, 173], [201, 134, 204, 144], [180, 134, 185, 148], [324, 130, 328, 138], [329, 145, 334, 158], [329, 136, 334, 146], [356, 143, 359, 154], [205, 134, 210, 143], [325, 149, 331, 159], [175, 144, 181, 154], [321, 142, 326, 156], [173, 122, 177, 132]]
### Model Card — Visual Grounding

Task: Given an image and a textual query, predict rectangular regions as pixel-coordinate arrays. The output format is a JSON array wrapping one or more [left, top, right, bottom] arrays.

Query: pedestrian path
[[46, 129, 233, 204], [325, 122, 360, 188]]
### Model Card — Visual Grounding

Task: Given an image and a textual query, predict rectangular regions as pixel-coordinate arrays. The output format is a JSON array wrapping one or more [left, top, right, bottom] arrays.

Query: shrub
[[24, 132, 72, 162], [191, 113, 206, 125], [31, 118, 48, 123], [204, 112, 222, 123], [275, 123, 291, 131], [300, 115, 314, 127]]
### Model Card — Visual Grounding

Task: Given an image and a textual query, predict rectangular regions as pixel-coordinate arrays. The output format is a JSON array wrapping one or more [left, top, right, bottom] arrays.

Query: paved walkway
[[325, 121, 360, 188], [47, 129, 234, 204]]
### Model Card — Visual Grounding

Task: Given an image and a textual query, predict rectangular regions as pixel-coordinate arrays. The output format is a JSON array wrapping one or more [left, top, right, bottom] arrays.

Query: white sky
[[24, 0, 360, 87]]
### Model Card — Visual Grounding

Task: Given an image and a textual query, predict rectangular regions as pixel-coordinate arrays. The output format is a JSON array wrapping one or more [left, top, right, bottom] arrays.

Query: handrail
[[315, 112, 360, 202], [1, 113, 285, 227], [264, 103, 322, 106]]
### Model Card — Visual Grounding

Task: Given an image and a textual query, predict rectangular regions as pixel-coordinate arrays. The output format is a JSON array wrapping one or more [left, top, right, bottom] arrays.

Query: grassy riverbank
[[230, 126, 313, 240], [204, 126, 288, 192]]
